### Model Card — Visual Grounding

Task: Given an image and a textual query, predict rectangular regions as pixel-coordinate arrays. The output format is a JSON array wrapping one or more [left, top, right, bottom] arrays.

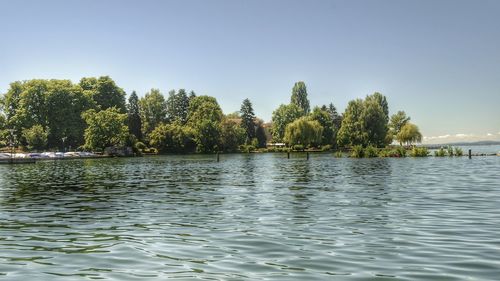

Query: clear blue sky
[[1, 0, 499, 143]]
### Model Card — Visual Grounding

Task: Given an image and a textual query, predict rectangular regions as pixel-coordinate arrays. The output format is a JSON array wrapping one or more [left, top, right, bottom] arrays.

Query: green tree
[[45, 80, 95, 149], [362, 95, 389, 147], [255, 118, 267, 148], [22, 125, 48, 151], [82, 107, 129, 151], [139, 89, 167, 139], [240, 98, 256, 142], [309, 106, 335, 145], [291, 81, 310, 114], [337, 99, 367, 147], [149, 122, 195, 153], [284, 116, 323, 147], [187, 96, 223, 153], [220, 118, 246, 152], [396, 122, 422, 146], [389, 111, 410, 140], [127, 91, 142, 140], [80, 76, 126, 112], [166, 89, 190, 124], [271, 103, 304, 142]]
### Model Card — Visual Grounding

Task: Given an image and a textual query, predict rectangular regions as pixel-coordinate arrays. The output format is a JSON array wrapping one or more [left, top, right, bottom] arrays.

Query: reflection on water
[[1, 154, 500, 280]]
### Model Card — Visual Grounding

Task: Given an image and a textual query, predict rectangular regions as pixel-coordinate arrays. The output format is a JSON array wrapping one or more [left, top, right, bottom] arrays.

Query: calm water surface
[[0, 153, 499, 280]]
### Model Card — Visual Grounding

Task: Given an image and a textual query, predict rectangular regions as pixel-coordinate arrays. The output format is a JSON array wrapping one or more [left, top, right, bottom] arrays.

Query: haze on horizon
[[1, 0, 499, 144]]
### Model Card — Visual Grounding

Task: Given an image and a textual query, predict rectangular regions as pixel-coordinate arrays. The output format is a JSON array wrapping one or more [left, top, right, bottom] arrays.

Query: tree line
[[0, 77, 422, 153]]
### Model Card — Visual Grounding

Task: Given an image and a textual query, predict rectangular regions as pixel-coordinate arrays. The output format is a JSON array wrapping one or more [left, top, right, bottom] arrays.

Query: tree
[[337, 99, 367, 147], [284, 116, 323, 147], [80, 76, 126, 112], [362, 95, 389, 147], [396, 123, 422, 146], [82, 107, 129, 151], [139, 89, 168, 139], [271, 103, 304, 142], [255, 119, 267, 148], [366, 92, 389, 122], [389, 111, 410, 139], [166, 89, 190, 124], [309, 106, 335, 145], [149, 122, 195, 153], [22, 125, 48, 151], [219, 118, 246, 152], [291, 81, 310, 114], [127, 91, 142, 140], [45, 80, 95, 149], [187, 96, 223, 153], [240, 98, 256, 143]]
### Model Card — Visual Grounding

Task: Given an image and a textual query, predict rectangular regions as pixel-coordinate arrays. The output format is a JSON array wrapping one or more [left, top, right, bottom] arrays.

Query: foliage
[[139, 89, 168, 139], [283, 117, 323, 147], [409, 146, 429, 157], [365, 145, 378, 158], [22, 125, 48, 150], [292, 144, 305, 151], [219, 118, 246, 152], [454, 147, 463, 156], [135, 141, 147, 150], [447, 146, 454, 156], [309, 106, 335, 145], [166, 89, 190, 124], [290, 81, 310, 114], [148, 122, 195, 153], [350, 145, 364, 158], [240, 98, 256, 143], [334, 151, 343, 158], [271, 103, 304, 142], [321, 144, 332, 151], [434, 147, 447, 157], [255, 119, 267, 148], [396, 123, 422, 146], [390, 111, 410, 144], [82, 107, 129, 151], [127, 91, 142, 140], [337, 99, 366, 147], [80, 76, 126, 112], [187, 96, 223, 153], [362, 96, 389, 147]]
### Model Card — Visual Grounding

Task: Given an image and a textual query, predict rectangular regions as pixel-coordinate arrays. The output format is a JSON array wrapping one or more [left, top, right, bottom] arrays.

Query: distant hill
[[424, 140, 500, 147]]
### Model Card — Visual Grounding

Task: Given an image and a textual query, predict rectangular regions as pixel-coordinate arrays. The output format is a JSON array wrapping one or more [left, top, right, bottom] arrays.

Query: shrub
[[350, 145, 364, 158], [365, 145, 378, 158], [293, 144, 305, 151], [135, 142, 147, 150], [434, 147, 447, 157], [410, 146, 429, 157], [334, 151, 343, 158], [454, 147, 463, 156], [321, 144, 332, 152], [396, 146, 407, 157], [447, 146, 454, 156]]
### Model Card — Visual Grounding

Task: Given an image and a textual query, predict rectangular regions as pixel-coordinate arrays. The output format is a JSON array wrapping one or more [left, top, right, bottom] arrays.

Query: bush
[[292, 144, 305, 151], [334, 151, 343, 158], [396, 146, 407, 157], [135, 142, 147, 150], [410, 146, 429, 157], [434, 147, 447, 157], [321, 144, 332, 152], [350, 145, 364, 158], [454, 147, 463, 156], [447, 146, 454, 156], [365, 145, 378, 158], [239, 144, 255, 153]]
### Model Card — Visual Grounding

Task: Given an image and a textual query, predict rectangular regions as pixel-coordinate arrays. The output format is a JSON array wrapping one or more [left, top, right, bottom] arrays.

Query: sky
[[1, 0, 499, 144]]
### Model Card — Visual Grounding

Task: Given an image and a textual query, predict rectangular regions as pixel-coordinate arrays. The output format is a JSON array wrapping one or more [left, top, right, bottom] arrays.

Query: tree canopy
[[291, 81, 310, 114]]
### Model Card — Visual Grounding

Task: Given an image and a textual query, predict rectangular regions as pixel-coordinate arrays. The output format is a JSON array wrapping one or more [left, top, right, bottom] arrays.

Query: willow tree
[[396, 123, 422, 146], [390, 111, 410, 138], [284, 116, 323, 147], [291, 81, 310, 114]]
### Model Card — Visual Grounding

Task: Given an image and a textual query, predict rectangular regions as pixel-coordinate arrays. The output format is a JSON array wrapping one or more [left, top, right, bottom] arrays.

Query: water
[[0, 153, 499, 280]]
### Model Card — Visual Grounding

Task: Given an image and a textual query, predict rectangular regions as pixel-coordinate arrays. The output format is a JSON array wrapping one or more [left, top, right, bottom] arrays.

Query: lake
[[1, 153, 499, 280]]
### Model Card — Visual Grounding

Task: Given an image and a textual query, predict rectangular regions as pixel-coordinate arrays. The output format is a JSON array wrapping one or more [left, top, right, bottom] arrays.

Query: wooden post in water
[[306, 152, 309, 160], [216, 152, 220, 162], [468, 149, 472, 159], [287, 151, 290, 159]]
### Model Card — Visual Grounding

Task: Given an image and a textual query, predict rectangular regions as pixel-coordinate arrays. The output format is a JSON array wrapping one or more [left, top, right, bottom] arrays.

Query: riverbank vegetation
[[0, 76, 427, 156]]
